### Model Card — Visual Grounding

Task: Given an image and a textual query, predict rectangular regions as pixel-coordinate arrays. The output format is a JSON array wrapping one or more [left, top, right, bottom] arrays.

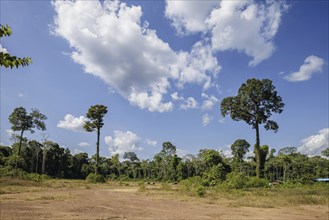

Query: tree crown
[[9, 107, 47, 134], [221, 78, 284, 132], [83, 105, 108, 132]]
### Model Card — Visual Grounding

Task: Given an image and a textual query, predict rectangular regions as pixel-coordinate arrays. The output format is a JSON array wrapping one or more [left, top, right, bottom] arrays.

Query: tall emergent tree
[[83, 105, 108, 174], [9, 107, 47, 169], [0, 24, 32, 68], [221, 78, 284, 178]]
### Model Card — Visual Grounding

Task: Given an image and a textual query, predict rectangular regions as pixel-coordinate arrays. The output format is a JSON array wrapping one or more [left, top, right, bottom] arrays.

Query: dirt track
[[1, 186, 328, 219]]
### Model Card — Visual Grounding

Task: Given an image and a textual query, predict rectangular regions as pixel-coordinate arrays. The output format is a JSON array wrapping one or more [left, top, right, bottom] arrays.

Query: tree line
[[1, 138, 328, 184]]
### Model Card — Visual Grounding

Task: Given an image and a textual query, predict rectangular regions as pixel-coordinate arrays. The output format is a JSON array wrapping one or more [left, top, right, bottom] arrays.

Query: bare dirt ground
[[1, 182, 328, 220]]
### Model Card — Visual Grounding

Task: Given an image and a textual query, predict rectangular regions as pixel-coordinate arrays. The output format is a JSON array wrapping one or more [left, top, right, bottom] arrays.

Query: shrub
[[26, 173, 50, 182], [181, 177, 207, 197], [0, 166, 50, 182], [138, 182, 146, 192], [195, 185, 206, 197], [86, 173, 106, 183], [245, 177, 269, 188], [225, 172, 249, 189]]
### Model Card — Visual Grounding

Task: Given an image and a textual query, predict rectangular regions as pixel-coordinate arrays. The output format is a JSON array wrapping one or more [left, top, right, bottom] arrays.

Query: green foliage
[[181, 176, 206, 197], [321, 148, 329, 158], [202, 165, 225, 186], [83, 105, 108, 132], [0, 24, 12, 37], [9, 107, 47, 134], [245, 177, 269, 188], [0, 166, 49, 182], [224, 173, 268, 189], [231, 139, 250, 162], [195, 185, 206, 197], [225, 172, 249, 189], [0, 24, 32, 68], [86, 173, 106, 183]]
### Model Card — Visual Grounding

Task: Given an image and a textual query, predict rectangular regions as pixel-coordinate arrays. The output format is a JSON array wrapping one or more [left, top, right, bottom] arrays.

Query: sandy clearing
[[1, 187, 328, 220]]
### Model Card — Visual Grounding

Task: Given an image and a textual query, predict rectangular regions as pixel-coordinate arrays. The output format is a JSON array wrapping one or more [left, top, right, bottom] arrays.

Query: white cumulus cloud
[[202, 113, 213, 126], [165, 0, 287, 66], [165, 0, 220, 35], [73, 149, 83, 155], [201, 93, 219, 111], [6, 129, 16, 137], [176, 148, 189, 158], [145, 139, 157, 147], [297, 128, 329, 156], [180, 97, 199, 110], [57, 114, 86, 132], [171, 92, 199, 110], [105, 130, 143, 156], [284, 55, 325, 82], [52, 0, 220, 112], [78, 142, 90, 147]]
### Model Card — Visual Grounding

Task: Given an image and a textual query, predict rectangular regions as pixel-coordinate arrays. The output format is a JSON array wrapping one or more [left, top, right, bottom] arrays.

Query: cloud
[[165, 0, 287, 66], [18, 93, 27, 98], [6, 129, 15, 137], [145, 139, 157, 147], [218, 118, 225, 124], [201, 93, 219, 111], [105, 130, 143, 156], [78, 142, 90, 147], [129, 91, 173, 112], [297, 128, 328, 156], [165, 1, 220, 35], [202, 113, 213, 126], [180, 97, 199, 110], [0, 44, 8, 54], [284, 55, 325, 82], [175, 41, 221, 90], [176, 148, 189, 157], [52, 0, 220, 112], [171, 92, 183, 101], [171, 92, 199, 110], [57, 114, 86, 132], [73, 149, 83, 155]]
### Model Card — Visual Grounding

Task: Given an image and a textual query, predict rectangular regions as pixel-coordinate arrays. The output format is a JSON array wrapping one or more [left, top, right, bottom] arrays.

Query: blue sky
[[1, 0, 328, 159]]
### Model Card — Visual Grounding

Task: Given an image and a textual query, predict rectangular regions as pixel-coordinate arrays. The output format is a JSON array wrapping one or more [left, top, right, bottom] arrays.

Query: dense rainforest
[[1, 138, 328, 185]]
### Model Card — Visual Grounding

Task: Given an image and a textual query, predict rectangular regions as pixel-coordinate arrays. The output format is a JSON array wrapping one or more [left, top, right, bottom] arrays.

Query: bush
[[138, 182, 146, 192], [0, 166, 50, 182], [225, 172, 249, 189], [86, 173, 106, 183], [245, 177, 269, 188], [195, 185, 206, 197], [181, 177, 207, 197]]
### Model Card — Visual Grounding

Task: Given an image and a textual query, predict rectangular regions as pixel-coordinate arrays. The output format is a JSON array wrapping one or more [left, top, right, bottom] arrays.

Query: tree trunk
[[15, 130, 24, 170], [42, 150, 47, 175], [255, 123, 261, 178], [283, 162, 287, 182], [95, 128, 100, 175], [35, 150, 39, 174]]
